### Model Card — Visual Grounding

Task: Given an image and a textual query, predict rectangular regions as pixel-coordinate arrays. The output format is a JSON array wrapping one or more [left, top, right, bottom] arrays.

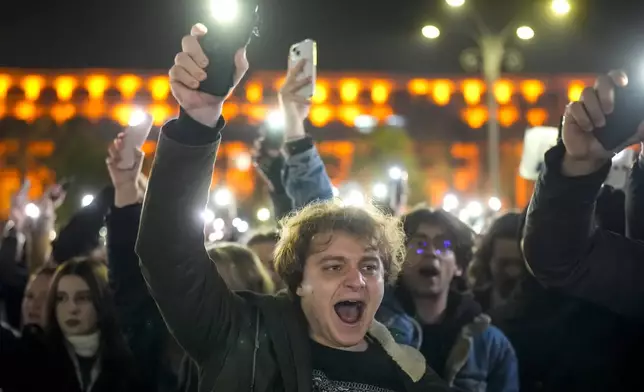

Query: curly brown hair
[[274, 199, 406, 295]]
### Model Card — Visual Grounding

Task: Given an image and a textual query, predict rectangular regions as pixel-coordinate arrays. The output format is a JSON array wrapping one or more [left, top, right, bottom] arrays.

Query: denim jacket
[[282, 137, 334, 209], [377, 292, 519, 392]]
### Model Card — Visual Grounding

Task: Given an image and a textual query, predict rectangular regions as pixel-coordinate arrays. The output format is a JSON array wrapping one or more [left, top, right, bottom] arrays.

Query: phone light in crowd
[[445, 0, 465, 7], [551, 0, 571, 16], [99, 227, 108, 237], [213, 218, 225, 231], [25, 203, 40, 219], [442, 193, 459, 212], [210, 0, 239, 23], [516, 26, 535, 40], [465, 201, 483, 218], [332, 186, 340, 197], [488, 197, 502, 212], [343, 190, 365, 207], [372, 183, 388, 199], [128, 109, 148, 127], [49, 230, 57, 241], [232, 217, 249, 233], [388, 167, 403, 180], [202, 208, 215, 223], [209, 230, 226, 242], [386, 114, 406, 128], [266, 110, 285, 130], [81, 194, 94, 207], [214, 188, 232, 206], [421, 25, 441, 39], [256, 207, 271, 222], [354, 115, 377, 133]]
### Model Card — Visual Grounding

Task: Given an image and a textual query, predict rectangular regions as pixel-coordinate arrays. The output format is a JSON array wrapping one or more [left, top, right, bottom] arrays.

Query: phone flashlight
[[198, 0, 260, 97]]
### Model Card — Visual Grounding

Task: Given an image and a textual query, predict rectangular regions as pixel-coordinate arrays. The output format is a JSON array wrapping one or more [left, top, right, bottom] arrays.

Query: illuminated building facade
[[0, 68, 594, 218]]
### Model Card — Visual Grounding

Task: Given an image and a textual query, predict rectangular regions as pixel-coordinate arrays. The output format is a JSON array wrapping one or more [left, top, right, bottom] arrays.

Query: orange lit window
[[148, 103, 173, 126], [493, 80, 514, 104], [408, 79, 430, 95], [568, 81, 584, 101], [309, 105, 333, 127], [520, 80, 545, 104], [432, 80, 454, 106], [113, 104, 136, 126], [0, 74, 13, 99], [371, 81, 391, 105], [498, 106, 519, 127], [312, 81, 329, 104], [451, 143, 479, 192], [223, 103, 240, 120], [526, 108, 548, 126], [371, 106, 393, 121], [461, 79, 484, 105], [21, 75, 45, 101], [246, 82, 262, 103], [14, 101, 36, 122], [117, 75, 142, 100], [149, 76, 170, 101], [83, 100, 106, 121], [460, 106, 488, 129], [85, 75, 110, 100], [246, 104, 269, 123], [53, 76, 78, 101], [339, 79, 361, 103], [51, 103, 76, 124], [338, 105, 362, 126]]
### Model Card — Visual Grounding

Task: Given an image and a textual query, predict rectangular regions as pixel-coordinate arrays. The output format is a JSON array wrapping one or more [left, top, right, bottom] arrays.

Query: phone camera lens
[[295, 50, 301, 56]]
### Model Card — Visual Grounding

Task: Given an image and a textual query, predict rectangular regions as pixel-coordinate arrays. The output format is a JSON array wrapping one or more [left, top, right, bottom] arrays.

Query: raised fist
[[169, 23, 249, 127], [561, 70, 644, 175]]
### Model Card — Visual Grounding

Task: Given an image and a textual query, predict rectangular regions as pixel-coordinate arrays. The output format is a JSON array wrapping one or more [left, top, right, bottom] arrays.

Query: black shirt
[[310, 338, 406, 392]]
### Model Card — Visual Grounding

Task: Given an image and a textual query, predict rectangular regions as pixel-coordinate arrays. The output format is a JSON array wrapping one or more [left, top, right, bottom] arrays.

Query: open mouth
[[65, 319, 81, 327], [418, 266, 440, 278], [334, 300, 365, 325]]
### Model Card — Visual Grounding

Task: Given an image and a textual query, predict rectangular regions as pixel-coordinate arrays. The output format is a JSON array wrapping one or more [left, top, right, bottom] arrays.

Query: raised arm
[[135, 24, 251, 363], [523, 71, 644, 319]]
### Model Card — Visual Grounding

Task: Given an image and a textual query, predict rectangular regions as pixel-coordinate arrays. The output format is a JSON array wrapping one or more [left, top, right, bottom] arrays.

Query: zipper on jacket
[[250, 308, 260, 391]]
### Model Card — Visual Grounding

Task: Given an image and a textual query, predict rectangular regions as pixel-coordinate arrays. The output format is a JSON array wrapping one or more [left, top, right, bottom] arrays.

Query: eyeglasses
[[406, 235, 454, 256]]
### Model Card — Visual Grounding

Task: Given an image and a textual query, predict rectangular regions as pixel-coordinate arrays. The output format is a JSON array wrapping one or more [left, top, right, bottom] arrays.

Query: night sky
[[2, 0, 644, 75]]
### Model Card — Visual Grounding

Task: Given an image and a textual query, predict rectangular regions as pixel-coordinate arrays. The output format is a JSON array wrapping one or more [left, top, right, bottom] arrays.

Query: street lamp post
[[422, 0, 570, 197]]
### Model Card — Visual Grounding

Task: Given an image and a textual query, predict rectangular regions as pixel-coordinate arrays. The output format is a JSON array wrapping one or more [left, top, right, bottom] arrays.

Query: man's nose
[[344, 267, 366, 289]]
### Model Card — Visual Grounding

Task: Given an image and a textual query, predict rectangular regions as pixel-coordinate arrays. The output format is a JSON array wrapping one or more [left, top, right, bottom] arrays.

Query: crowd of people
[[1, 24, 644, 392]]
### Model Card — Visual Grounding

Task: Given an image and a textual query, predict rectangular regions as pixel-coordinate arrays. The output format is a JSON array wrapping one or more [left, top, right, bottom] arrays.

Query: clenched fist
[[561, 70, 644, 176], [169, 23, 249, 127]]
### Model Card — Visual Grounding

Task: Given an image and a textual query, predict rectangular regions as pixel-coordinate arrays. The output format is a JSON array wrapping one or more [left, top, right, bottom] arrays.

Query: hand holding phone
[[118, 112, 153, 170], [593, 85, 644, 151], [288, 39, 317, 98]]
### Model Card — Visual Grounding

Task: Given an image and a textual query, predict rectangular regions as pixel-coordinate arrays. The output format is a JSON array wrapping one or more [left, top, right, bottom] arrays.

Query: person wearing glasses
[[377, 207, 519, 392]]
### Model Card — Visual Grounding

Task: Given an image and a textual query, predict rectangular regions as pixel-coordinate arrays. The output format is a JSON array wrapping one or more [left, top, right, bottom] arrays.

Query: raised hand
[[106, 134, 145, 207], [278, 59, 312, 140], [169, 23, 249, 127], [561, 70, 644, 176]]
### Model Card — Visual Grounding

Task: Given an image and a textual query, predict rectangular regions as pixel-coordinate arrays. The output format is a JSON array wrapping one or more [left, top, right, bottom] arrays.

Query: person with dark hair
[[137, 25, 454, 392], [469, 213, 525, 312], [377, 207, 518, 392], [2, 258, 145, 392]]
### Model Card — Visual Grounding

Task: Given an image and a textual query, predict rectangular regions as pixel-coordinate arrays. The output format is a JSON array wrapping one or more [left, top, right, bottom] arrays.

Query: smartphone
[[118, 112, 153, 170], [259, 124, 284, 151], [288, 39, 317, 98], [199, 0, 260, 97], [593, 86, 644, 151]]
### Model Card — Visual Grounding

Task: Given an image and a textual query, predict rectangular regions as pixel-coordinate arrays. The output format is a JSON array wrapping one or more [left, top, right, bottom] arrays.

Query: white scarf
[[66, 331, 101, 358]]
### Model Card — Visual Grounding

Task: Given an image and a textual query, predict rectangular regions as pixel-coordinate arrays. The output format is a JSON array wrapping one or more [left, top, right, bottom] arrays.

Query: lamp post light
[[421, 0, 571, 196]]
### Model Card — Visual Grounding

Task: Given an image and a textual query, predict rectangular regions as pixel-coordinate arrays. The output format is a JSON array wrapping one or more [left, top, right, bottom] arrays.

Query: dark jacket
[[377, 290, 519, 392], [491, 276, 644, 392], [0, 324, 144, 392], [522, 142, 644, 320], [136, 112, 454, 392]]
